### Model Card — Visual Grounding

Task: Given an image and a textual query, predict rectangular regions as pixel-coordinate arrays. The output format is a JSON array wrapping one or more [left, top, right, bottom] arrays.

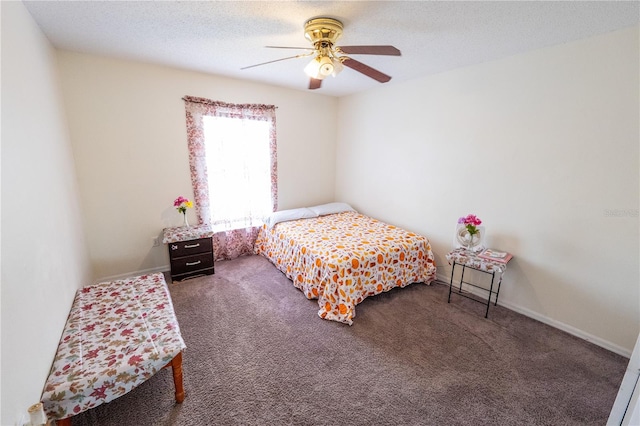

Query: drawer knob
[[184, 243, 200, 249], [186, 260, 201, 266]]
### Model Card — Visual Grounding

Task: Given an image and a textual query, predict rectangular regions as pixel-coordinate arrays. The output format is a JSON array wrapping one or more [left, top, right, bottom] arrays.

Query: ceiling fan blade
[[309, 78, 322, 90], [339, 45, 401, 56], [265, 46, 315, 51], [241, 52, 313, 70], [342, 58, 392, 83]]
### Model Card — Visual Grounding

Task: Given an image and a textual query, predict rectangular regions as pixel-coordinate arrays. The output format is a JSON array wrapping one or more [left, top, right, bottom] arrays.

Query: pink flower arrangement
[[174, 196, 193, 215], [458, 214, 482, 236]]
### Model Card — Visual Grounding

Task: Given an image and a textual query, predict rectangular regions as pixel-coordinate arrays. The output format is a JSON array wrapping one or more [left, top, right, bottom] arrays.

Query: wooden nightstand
[[163, 225, 215, 282]]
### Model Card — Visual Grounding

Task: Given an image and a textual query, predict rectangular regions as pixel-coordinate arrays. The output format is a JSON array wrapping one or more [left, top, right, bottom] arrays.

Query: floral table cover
[[255, 211, 437, 325], [445, 247, 509, 275], [162, 224, 214, 244], [41, 273, 186, 421]]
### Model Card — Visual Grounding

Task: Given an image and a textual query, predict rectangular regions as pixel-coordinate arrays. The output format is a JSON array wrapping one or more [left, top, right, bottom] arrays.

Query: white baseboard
[[435, 272, 631, 358], [95, 265, 171, 284]]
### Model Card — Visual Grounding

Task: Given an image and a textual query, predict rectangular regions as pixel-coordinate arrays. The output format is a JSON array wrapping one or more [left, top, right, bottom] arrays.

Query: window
[[202, 115, 272, 230], [183, 96, 277, 234]]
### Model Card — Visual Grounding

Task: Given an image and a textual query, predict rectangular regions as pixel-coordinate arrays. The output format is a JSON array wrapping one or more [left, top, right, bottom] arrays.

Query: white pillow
[[264, 208, 318, 227], [308, 202, 356, 216]]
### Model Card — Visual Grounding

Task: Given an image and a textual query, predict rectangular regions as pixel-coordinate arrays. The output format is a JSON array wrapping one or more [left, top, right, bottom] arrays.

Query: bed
[[254, 204, 437, 324]]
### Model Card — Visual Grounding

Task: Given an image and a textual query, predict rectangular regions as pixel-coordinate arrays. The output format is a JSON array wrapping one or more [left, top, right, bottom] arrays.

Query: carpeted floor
[[71, 254, 627, 425]]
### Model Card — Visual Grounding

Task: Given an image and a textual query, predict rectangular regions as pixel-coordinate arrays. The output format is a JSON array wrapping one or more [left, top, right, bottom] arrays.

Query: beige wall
[[335, 26, 639, 355], [56, 52, 338, 280], [1, 2, 93, 424]]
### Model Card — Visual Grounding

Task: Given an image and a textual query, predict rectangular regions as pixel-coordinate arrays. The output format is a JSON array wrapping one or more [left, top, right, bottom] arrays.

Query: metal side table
[[445, 248, 512, 318]]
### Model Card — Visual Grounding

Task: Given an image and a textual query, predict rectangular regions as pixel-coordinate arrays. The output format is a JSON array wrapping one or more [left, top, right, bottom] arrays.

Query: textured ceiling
[[23, 1, 639, 97]]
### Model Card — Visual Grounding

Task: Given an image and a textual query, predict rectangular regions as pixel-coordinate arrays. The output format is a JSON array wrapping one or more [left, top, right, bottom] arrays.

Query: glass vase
[[455, 225, 484, 251], [466, 232, 478, 249], [182, 212, 189, 227]]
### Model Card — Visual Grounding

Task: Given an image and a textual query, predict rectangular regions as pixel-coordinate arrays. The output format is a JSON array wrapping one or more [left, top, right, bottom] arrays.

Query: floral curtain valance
[[182, 96, 277, 121]]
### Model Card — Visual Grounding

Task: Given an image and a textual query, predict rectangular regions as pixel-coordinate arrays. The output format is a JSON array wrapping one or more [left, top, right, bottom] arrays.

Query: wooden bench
[[41, 273, 186, 424]]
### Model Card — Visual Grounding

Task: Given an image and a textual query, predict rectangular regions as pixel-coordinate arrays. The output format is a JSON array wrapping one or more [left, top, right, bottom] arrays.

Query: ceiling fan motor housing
[[304, 18, 343, 45]]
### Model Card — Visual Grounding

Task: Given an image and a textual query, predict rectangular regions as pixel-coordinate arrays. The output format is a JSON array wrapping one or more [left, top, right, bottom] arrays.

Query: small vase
[[466, 232, 478, 249], [182, 213, 189, 227], [456, 224, 484, 251]]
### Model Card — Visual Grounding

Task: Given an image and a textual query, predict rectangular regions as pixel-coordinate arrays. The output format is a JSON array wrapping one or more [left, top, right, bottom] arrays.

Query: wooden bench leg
[[170, 352, 185, 403]]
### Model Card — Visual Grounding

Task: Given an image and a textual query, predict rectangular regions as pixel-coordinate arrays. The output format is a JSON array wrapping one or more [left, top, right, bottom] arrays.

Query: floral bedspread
[[41, 273, 186, 421], [254, 211, 437, 324]]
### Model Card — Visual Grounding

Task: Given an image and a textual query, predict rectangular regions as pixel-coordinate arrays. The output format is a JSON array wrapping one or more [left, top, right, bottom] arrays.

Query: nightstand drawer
[[169, 237, 212, 258], [170, 252, 215, 275], [172, 268, 214, 281]]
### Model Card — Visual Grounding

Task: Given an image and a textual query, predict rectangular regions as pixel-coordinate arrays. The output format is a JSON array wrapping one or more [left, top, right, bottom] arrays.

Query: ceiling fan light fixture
[[305, 55, 343, 79], [318, 56, 334, 77], [331, 58, 344, 77], [304, 57, 323, 79]]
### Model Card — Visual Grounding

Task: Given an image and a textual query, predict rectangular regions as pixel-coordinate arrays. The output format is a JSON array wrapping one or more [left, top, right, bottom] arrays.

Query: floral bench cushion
[[41, 273, 186, 421]]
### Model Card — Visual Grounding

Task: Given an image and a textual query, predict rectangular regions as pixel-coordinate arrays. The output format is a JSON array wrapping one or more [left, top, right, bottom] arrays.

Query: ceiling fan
[[241, 17, 401, 90]]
